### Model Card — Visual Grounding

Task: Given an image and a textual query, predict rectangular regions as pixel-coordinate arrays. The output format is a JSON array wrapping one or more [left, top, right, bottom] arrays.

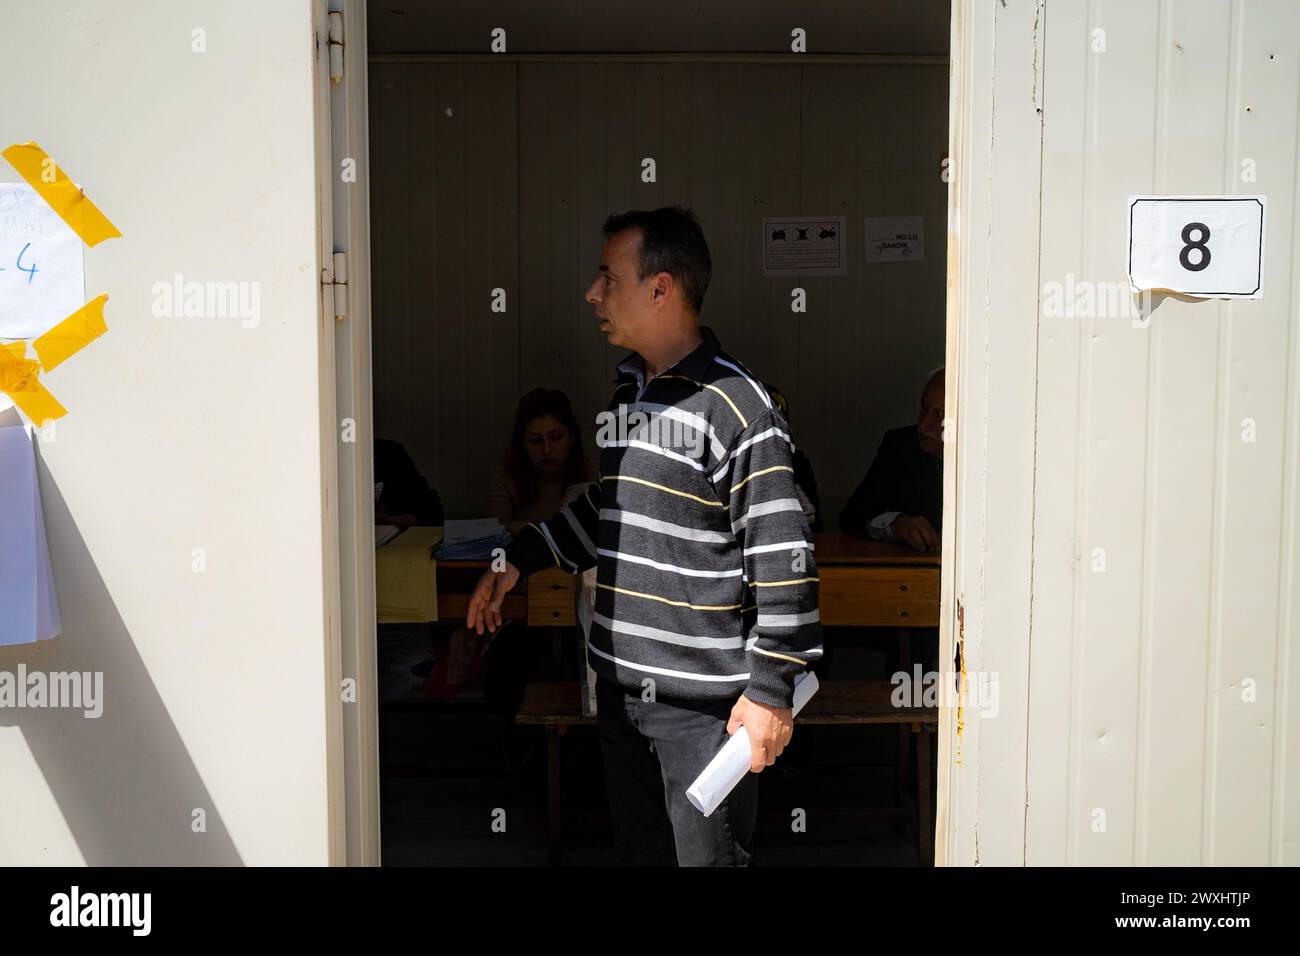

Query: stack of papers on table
[[376, 526, 443, 623], [434, 518, 508, 560]]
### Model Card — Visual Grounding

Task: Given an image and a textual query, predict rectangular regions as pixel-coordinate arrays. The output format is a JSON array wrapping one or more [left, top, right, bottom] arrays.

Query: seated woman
[[488, 388, 596, 534], [482, 389, 597, 730]]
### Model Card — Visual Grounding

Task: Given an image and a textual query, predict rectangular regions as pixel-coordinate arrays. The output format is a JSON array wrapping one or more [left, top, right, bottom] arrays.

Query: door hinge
[[328, 11, 345, 83], [323, 251, 348, 319]]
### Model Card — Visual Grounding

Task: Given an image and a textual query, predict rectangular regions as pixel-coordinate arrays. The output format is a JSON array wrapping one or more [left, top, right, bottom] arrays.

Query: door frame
[[322, 0, 382, 866], [935, 0, 1045, 866], [324, 0, 1017, 867]]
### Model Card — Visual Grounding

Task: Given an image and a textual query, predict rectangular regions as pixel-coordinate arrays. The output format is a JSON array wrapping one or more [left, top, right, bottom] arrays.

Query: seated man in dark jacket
[[374, 438, 445, 528], [839, 368, 944, 551]]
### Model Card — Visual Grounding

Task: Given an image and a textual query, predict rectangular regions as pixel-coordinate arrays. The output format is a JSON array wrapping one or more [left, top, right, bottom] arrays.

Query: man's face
[[917, 376, 945, 457], [585, 228, 661, 351]]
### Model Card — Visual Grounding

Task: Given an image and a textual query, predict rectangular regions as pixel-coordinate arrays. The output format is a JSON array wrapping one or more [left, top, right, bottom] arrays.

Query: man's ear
[[652, 273, 672, 302]]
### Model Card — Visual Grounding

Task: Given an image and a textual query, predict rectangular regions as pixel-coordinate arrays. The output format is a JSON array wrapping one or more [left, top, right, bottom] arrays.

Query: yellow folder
[[376, 526, 443, 623]]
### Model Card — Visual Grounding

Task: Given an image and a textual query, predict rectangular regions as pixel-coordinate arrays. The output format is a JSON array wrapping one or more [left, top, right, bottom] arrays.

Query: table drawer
[[817, 566, 940, 627], [527, 569, 576, 626]]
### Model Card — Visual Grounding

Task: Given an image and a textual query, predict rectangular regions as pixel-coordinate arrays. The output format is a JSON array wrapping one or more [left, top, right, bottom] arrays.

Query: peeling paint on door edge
[[955, 595, 966, 764]]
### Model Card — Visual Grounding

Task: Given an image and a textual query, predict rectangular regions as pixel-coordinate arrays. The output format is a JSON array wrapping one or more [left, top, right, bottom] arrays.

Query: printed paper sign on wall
[[1128, 196, 1265, 298], [761, 217, 847, 277], [865, 216, 924, 262]]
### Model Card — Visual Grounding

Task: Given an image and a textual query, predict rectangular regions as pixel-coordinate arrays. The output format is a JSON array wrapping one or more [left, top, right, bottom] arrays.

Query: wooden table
[[434, 533, 942, 864], [434, 561, 575, 668], [433, 533, 939, 628], [813, 534, 941, 862], [813, 533, 940, 627], [435, 561, 574, 625], [431, 534, 940, 698]]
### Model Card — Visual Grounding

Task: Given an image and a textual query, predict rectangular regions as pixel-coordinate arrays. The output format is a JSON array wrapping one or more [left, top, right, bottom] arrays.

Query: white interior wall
[[368, 58, 951, 528]]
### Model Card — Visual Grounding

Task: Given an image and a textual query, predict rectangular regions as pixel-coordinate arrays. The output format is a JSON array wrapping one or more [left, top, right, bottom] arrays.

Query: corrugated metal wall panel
[[1027, 0, 1299, 865], [369, 62, 521, 518], [369, 61, 948, 520]]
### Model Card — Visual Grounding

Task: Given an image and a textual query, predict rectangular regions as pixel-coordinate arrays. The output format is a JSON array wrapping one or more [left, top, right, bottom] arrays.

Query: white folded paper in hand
[[686, 671, 819, 817], [0, 409, 61, 645]]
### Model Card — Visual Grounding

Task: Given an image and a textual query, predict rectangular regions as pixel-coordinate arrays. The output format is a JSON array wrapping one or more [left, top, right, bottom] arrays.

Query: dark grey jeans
[[595, 675, 760, 866]]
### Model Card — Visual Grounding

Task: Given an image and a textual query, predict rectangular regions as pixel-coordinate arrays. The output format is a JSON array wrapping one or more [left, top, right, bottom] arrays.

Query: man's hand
[[726, 694, 794, 773], [890, 514, 939, 552], [466, 562, 521, 635], [375, 502, 418, 530]]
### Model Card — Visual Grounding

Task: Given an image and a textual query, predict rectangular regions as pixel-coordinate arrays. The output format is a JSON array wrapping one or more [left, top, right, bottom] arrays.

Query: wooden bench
[[516, 679, 937, 866]]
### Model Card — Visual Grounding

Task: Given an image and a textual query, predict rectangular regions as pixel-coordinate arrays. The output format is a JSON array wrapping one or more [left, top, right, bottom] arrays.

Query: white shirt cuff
[[868, 511, 901, 540]]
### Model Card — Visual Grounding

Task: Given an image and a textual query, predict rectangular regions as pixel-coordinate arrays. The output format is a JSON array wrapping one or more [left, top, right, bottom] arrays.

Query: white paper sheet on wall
[[864, 216, 925, 262], [1127, 196, 1265, 298], [0, 181, 85, 340], [761, 217, 847, 276], [0, 408, 61, 645]]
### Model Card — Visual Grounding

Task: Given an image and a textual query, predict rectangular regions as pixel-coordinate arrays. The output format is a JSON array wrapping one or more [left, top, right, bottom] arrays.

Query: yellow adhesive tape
[[33, 294, 108, 372], [2, 141, 122, 247], [0, 343, 66, 424]]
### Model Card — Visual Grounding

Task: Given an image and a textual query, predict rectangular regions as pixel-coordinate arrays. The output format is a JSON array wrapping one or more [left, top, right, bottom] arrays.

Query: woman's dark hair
[[502, 388, 591, 512]]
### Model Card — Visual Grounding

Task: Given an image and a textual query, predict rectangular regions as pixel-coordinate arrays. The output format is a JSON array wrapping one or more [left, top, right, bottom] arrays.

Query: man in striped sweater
[[467, 207, 821, 866]]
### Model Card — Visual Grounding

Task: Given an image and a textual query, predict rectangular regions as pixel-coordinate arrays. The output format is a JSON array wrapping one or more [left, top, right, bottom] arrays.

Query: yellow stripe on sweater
[[730, 464, 793, 494], [657, 374, 748, 428], [597, 583, 741, 611], [703, 383, 747, 428], [602, 474, 725, 507], [751, 646, 809, 666], [528, 522, 563, 569]]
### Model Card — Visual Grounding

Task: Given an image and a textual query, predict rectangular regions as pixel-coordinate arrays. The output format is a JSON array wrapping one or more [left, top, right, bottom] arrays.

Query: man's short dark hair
[[603, 206, 712, 314]]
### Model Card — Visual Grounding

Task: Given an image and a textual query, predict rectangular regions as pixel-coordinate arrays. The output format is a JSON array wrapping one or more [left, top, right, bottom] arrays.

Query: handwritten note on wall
[[0, 182, 85, 339]]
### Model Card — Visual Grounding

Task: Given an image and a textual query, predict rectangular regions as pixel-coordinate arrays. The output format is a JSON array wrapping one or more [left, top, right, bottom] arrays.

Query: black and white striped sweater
[[504, 327, 822, 709]]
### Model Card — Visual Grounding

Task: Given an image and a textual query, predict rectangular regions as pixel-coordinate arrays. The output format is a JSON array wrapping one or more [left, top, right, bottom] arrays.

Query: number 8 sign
[[1128, 195, 1265, 299]]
